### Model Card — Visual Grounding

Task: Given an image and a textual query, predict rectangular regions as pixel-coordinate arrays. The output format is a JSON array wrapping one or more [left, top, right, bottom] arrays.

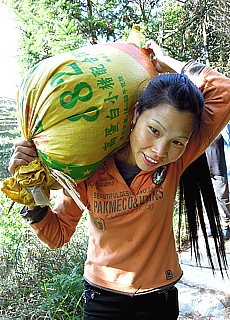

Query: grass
[[0, 192, 88, 319]]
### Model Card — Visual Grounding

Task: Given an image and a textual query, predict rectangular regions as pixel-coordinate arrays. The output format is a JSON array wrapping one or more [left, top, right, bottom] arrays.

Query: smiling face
[[127, 103, 194, 171]]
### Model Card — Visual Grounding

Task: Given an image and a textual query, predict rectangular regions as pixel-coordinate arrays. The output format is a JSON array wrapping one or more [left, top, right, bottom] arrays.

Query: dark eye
[[150, 127, 159, 135], [173, 140, 184, 147]]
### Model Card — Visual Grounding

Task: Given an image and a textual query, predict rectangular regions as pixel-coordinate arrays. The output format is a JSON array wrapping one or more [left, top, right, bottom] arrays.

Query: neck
[[115, 143, 132, 164]]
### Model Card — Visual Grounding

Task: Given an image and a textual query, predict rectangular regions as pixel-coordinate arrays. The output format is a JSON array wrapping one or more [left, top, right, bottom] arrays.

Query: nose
[[151, 141, 168, 158]]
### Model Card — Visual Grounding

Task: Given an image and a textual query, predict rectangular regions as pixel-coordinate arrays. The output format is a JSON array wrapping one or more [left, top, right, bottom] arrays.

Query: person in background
[[206, 134, 230, 241], [221, 123, 230, 186], [8, 41, 230, 319]]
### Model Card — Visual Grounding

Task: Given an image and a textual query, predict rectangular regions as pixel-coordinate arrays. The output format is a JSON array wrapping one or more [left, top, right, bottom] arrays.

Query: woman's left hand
[[144, 40, 186, 74]]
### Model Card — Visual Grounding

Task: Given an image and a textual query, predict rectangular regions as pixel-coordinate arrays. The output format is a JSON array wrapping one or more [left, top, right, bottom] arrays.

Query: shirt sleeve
[[179, 60, 230, 170], [184, 61, 230, 142], [29, 182, 88, 249]]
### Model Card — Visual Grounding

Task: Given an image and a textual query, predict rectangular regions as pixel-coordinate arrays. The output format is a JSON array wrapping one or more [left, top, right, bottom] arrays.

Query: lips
[[143, 153, 159, 166]]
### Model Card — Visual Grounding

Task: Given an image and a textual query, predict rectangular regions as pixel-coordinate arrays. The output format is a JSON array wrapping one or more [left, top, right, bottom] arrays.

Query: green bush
[[0, 193, 88, 319]]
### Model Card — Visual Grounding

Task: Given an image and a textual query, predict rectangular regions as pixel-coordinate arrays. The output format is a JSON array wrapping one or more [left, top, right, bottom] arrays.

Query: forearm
[[20, 189, 85, 249], [160, 57, 205, 75], [30, 208, 80, 249], [159, 56, 186, 74], [20, 205, 68, 249], [186, 61, 230, 146]]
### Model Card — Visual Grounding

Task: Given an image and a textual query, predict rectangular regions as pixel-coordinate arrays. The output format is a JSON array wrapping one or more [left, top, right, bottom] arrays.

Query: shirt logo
[[93, 216, 105, 230], [152, 165, 167, 185], [165, 270, 173, 280]]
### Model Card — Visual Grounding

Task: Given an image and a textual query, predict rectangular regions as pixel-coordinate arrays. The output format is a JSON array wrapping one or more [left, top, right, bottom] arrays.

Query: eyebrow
[[177, 136, 190, 140], [152, 119, 190, 140], [153, 119, 166, 131]]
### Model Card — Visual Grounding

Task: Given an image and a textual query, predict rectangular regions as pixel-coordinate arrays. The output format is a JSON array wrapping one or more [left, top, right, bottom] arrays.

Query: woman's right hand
[[8, 140, 37, 175]]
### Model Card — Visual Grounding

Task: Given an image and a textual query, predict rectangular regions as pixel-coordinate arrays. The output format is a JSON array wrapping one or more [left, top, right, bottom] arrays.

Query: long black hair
[[137, 73, 228, 275], [179, 153, 228, 276]]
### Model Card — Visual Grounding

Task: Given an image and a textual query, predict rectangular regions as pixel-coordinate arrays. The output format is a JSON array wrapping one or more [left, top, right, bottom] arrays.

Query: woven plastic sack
[[18, 42, 156, 181], [1, 40, 156, 206]]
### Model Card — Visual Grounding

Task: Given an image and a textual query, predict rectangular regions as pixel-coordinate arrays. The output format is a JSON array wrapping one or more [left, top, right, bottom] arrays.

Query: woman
[[8, 41, 230, 319]]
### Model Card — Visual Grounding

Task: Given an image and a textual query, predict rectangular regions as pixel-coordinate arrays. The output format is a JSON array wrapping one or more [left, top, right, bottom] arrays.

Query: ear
[[132, 102, 140, 125]]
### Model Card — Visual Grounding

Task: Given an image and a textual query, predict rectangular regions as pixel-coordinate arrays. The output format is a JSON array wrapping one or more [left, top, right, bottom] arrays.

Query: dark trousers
[[83, 281, 179, 320]]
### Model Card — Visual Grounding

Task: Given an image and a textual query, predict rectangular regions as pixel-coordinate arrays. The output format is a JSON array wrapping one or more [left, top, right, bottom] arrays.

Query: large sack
[[18, 42, 156, 182], [1, 40, 156, 206]]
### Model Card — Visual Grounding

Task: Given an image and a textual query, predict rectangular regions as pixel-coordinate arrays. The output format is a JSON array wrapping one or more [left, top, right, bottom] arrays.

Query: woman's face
[[128, 103, 194, 171]]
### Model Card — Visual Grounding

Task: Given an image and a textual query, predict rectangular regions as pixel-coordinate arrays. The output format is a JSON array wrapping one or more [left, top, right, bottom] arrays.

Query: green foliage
[[42, 265, 84, 319], [4, 0, 229, 75], [0, 193, 88, 319], [0, 98, 21, 180], [160, 0, 230, 73], [4, 0, 162, 72]]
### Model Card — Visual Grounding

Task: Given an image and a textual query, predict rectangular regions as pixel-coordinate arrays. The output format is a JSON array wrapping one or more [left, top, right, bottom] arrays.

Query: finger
[[14, 145, 37, 158], [8, 141, 38, 175], [14, 139, 35, 150], [8, 150, 37, 174], [8, 158, 32, 175], [150, 58, 161, 73]]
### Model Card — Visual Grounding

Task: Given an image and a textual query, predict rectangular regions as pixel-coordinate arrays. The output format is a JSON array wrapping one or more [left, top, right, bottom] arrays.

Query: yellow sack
[[18, 42, 156, 181], [1, 39, 156, 206], [1, 159, 53, 206]]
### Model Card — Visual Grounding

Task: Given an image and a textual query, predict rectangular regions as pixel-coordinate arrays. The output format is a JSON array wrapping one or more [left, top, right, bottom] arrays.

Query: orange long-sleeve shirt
[[31, 62, 230, 294]]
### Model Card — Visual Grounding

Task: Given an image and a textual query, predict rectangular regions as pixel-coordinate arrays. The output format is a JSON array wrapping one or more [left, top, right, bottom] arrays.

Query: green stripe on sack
[[37, 150, 108, 181]]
